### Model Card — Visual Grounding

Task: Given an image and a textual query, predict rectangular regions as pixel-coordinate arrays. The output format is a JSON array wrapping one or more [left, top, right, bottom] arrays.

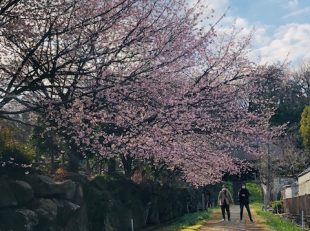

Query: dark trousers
[[221, 204, 230, 220], [240, 202, 253, 221]]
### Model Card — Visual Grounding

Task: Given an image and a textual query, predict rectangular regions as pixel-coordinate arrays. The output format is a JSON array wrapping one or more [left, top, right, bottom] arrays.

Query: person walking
[[238, 183, 254, 222], [218, 185, 233, 221]]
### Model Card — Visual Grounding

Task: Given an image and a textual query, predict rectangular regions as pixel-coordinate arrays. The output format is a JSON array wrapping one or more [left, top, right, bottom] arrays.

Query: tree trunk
[[61, 152, 65, 167], [99, 160, 103, 175], [50, 153, 54, 172], [262, 183, 271, 209], [264, 143, 273, 208], [121, 155, 133, 178], [108, 158, 116, 174], [86, 159, 90, 175], [50, 150, 56, 173], [67, 152, 79, 172]]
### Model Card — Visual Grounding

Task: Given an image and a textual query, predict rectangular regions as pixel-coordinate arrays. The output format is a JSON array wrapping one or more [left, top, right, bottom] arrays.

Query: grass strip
[[158, 209, 213, 231], [253, 203, 304, 231]]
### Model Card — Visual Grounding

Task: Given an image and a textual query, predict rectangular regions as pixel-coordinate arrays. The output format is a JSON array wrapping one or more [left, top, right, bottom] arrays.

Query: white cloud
[[205, 16, 310, 67], [187, 0, 230, 19], [186, 0, 231, 32], [282, 7, 310, 18], [275, 0, 299, 10], [204, 0, 230, 12], [216, 16, 269, 46], [234, 17, 248, 28], [219, 16, 253, 35], [187, 1, 310, 66], [251, 23, 310, 65], [251, 26, 271, 47], [286, 0, 299, 9]]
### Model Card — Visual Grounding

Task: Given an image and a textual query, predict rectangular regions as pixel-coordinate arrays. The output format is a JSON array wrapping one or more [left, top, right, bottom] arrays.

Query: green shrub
[[0, 143, 35, 175], [0, 124, 15, 149], [271, 200, 284, 213], [246, 182, 263, 203], [0, 124, 35, 175]]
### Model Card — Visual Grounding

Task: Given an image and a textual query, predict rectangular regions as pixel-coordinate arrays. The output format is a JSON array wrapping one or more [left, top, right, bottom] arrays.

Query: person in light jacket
[[218, 185, 234, 221]]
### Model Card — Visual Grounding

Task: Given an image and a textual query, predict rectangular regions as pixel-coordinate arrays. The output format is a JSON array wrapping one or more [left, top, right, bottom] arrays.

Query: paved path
[[199, 205, 270, 231]]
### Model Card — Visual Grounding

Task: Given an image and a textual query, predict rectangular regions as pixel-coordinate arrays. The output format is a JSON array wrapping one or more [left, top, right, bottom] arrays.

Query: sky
[[191, 0, 310, 67]]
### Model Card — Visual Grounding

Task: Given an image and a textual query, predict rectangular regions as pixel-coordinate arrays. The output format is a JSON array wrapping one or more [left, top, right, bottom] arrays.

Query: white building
[[298, 167, 310, 196], [282, 182, 298, 199], [272, 177, 295, 200]]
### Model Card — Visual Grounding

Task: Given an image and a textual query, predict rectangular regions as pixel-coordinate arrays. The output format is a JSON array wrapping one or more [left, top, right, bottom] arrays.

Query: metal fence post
[[301, 210, 304, 229], [131, 218, 134, 231]]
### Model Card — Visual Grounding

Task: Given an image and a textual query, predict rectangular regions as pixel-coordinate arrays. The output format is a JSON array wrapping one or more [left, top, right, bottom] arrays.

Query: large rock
[[104, 199, 146, 231], [0, 180, 17, 208], [32, 198, 81, 231], [65, 204, 88, 231], [24, 175, 76, 200], [67, 173, 88, 185], [74, 184, 84, 203], [18, 209, 39, 230], [58, 200, 88, 231], [10, 180, 34, 205], [61, 180, 77, 200], [54, 199, 80, 224], [23, 175, 55, 197], [0, 209, 38, 231], [92, 176, 107, 191], [32, 198, 86, 231], [104, 202, 132, 231], [34, 198, 58, 223]]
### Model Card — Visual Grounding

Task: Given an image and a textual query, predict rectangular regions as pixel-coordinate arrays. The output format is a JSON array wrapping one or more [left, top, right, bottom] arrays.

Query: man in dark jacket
[[238, 183, 254, 222]]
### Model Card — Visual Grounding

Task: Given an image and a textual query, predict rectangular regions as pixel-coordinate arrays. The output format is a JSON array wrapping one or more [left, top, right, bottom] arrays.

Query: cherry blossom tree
[[0, 0, 282, 185], [0, 0, 145, 122]]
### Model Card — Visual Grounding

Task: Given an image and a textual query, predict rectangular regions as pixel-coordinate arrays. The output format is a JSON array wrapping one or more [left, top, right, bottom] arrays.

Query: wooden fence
[[283, 194, 310, 228]]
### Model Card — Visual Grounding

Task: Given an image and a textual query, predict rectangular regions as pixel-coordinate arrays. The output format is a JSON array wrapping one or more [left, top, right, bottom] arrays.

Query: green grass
[[157, 209, 213, 231], [253, 204, 304, 231]]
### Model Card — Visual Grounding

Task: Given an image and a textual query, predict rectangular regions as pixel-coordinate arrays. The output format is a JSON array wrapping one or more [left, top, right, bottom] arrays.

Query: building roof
[[298, 166, 310, 177]]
